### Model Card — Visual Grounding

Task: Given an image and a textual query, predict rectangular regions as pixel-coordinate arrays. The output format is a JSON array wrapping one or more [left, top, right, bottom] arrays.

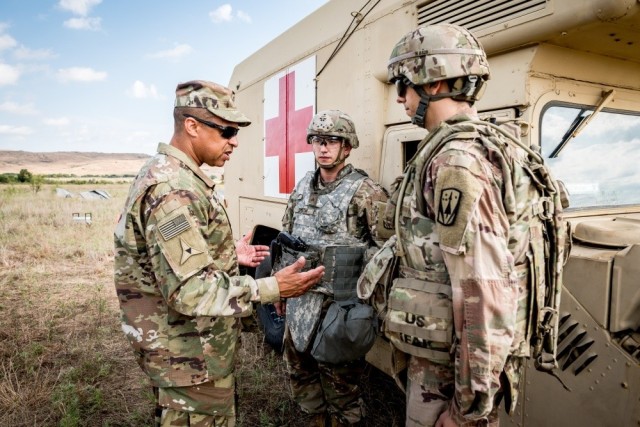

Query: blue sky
[[0, 0, 328, 154]]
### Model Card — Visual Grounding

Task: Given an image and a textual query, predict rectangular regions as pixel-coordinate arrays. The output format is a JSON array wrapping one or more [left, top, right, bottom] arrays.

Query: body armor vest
[[285, 166, 369, 352], [386, 118, 569, 376], [384, 131, 454, 363]]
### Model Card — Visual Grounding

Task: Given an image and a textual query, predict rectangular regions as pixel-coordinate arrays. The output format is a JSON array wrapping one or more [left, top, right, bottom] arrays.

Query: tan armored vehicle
[[226, 1, 640, 425]]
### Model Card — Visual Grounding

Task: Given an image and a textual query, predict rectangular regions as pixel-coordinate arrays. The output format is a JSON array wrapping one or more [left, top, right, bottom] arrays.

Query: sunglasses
[[308, 135, 344, 147], [183, 114, 239, 139], [395, 76, 414, 97]]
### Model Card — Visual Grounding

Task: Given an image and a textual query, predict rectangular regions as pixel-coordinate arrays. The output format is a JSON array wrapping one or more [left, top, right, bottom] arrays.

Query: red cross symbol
[[265, 70, 314, 194]]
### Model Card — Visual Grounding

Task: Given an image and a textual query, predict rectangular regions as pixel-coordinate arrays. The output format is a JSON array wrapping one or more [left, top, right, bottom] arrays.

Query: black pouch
[[311, 299, 377, 364]]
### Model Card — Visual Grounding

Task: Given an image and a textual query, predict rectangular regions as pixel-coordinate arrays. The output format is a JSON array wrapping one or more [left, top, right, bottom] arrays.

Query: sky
[[0, 0, 328, 155]]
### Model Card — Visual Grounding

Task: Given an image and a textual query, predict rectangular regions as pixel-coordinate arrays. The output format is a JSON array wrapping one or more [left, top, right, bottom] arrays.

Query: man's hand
[[274, 300, 286, 316], [236, 232, 270, 267], [274, 256, 324, 298]]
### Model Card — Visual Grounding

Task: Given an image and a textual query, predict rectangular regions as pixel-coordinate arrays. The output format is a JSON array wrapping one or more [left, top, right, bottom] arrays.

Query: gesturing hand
[[275, 256, 325, 298], [235, 232, 270, 267]]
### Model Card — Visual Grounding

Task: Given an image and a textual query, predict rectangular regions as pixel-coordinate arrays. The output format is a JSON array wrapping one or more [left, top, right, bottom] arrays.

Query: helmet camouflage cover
[[307, 110, 359, 149], [387, 23, 490, 93]]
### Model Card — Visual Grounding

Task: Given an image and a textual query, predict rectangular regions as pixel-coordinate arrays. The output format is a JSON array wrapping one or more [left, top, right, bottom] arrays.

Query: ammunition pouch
[[385, 265, 453, 364], [321, 244, 367, 298], [357, 235, 399, 330]]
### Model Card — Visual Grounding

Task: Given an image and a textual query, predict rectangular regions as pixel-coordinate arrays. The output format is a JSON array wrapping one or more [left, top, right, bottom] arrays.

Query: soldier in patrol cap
[[380, 24, 545, 426], [275, 110, 388, 426], [114, 80, 325, 427]]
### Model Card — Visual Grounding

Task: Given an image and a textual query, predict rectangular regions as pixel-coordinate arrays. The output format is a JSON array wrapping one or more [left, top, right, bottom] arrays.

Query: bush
[[17, 169, 33, 183]]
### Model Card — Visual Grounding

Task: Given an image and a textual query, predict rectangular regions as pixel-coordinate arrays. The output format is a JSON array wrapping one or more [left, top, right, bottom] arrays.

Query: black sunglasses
[[395, 76, 414, 97], [183, 114, 239, 139]]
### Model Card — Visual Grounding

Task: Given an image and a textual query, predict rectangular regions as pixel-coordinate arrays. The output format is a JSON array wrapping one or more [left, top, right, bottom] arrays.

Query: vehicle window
[[541, 105, 640, 209]]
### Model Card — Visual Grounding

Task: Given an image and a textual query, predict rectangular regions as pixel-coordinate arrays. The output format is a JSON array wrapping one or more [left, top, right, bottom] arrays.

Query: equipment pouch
[[311, 299, 377, 364], [384, 266, 453, 364], [375, 200, 395, 240], [357, 235, 398, 322]]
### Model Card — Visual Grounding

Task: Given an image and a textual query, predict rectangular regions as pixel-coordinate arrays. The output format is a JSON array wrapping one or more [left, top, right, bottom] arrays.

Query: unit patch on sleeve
[[434, 165, 482, 253], [437, 188, 462, 226], [180, 238, 204, 265]]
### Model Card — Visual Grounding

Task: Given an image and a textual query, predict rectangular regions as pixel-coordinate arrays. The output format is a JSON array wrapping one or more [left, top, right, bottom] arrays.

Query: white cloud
[[0, 22, 9, 33], [145, 43, 193, 60], [13, 45, 57, 60], [63, 17, 102, 30], [0, 101, 37, 115], [0, 63, 20, 85], [237, 10, 252, 23], [210, 4, 233, 23], [0, 34, 17, 51], [127, 81, 160, 99], [0, 125, 33, 136], [57, 67, 107, 82], [43, 117, 71, 126], [59, 0, 102, 16]]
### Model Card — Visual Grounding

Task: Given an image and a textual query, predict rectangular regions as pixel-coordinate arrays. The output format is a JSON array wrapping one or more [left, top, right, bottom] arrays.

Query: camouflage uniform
[[382, 24, 538, 426], [114, 81, 277, 426], [393, 115, 539, 426], [281, 112, 388, 425]]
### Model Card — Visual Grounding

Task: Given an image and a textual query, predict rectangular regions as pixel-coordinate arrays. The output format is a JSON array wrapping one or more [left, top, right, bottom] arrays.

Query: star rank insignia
[[180, 238, 204, 264], [437, 188, 462, 226]]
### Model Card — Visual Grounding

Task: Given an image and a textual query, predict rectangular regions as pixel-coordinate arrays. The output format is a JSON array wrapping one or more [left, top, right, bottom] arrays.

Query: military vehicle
[[225, 1, 640, 425]]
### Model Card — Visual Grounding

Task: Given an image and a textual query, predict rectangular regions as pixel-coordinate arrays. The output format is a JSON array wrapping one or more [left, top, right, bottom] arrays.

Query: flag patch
[[159, 213, 190, 240]]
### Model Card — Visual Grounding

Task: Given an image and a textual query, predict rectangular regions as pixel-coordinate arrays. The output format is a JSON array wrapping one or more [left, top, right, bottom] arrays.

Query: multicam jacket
[[398, 114, 538, 424], [114, 143, 280, 388]]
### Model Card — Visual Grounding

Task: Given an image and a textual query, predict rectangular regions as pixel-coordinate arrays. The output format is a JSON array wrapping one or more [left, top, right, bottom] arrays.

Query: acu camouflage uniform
[[114, 87, 278, 425], [281, 158, 388, 424]]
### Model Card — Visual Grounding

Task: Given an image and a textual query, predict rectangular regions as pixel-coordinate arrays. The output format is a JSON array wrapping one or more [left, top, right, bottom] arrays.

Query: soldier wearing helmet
[[376, 24, 543, 426], [274, 109, 388, 426], [307, 109, 360, 170], [388, 23, 490, 129]]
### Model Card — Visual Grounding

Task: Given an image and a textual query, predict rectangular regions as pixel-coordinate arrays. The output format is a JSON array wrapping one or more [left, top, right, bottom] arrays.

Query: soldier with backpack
[[359, 23, 569, 426]]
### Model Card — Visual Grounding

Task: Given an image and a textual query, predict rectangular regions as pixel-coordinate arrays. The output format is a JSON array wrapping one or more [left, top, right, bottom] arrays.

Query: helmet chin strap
[[411, 84, 450, 128], [412, 77, 484, 127], [319, 143, 349, 169]]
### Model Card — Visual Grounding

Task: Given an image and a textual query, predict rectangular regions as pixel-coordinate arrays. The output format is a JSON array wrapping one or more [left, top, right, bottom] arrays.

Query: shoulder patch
[[437, 188, 462, 226], [158, 212, 190, 240], [434, 166, 483, 253], [155, 205, 212, 280]]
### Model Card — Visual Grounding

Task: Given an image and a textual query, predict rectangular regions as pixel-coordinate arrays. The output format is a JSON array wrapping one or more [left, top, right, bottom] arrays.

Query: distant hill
[[0, 150, 151, 176]]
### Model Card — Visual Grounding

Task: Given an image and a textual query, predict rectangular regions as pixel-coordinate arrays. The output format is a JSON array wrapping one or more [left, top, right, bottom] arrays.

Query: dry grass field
[[0, 182, 405, 426]]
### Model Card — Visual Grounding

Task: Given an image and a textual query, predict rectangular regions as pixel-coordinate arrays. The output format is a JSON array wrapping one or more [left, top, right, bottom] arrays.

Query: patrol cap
[[175, 80, 251, 127]]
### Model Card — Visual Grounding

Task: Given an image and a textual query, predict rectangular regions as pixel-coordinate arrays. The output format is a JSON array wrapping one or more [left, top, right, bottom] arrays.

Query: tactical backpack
[[468, 120, 571, 376]]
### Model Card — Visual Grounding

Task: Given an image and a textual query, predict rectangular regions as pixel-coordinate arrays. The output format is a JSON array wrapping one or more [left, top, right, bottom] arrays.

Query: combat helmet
[[307, 110, 359, 149], [388, 24, 490, 127]]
